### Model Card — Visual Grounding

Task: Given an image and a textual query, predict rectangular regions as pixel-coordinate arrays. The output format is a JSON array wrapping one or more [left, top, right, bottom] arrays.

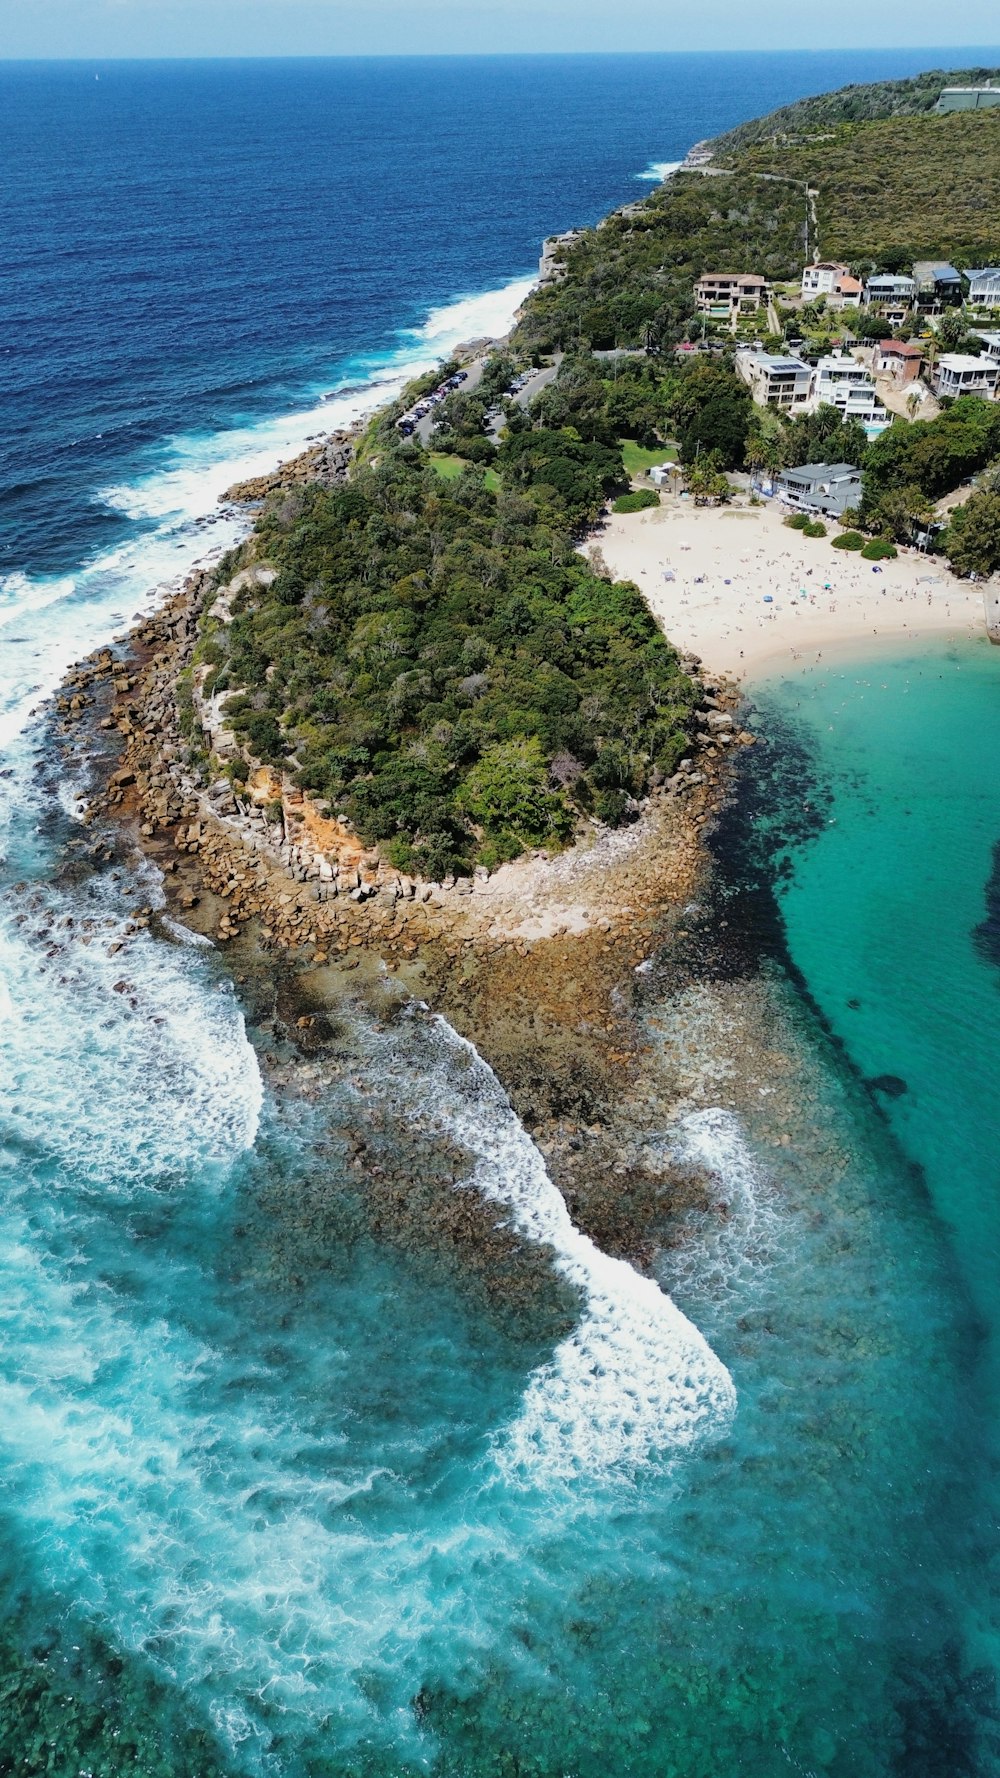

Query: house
[[975, 331, 1000, 367], [830, 273, 862, 309], [774, 462, 863, 517], [800, 263, 862, 307], [967, 268, 1000, 308], [912, 261, 963, 311], [932, 354, 1000, 400], [863, 273, 916, 310], [735, 348, 813, 412], [813, 353, 891, 434], [873, 340, 924, 383], [802, 262, 851, 297], [694, 273, 769, 319], [936, 84, 1000, 112]]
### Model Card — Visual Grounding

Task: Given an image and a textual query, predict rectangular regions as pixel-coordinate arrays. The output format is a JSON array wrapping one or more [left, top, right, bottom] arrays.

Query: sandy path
[[596, 499, 988, 683]]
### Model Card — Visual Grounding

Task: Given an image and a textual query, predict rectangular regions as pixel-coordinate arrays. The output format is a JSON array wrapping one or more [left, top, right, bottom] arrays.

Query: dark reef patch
[[973, 835, 1000, 975], [867, 1073, 909, 1099]]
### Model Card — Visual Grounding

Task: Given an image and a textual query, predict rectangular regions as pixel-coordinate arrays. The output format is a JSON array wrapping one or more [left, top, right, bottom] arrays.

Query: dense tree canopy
[[201, 446, 698, 877], [944, 490, 1000, 577]]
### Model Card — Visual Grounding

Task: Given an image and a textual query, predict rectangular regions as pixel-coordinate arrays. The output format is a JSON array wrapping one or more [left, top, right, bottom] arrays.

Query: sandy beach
[[596, 498, 989, 683]]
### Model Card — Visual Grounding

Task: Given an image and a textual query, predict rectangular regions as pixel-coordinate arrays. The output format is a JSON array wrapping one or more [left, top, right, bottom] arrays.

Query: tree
[[679, 395, 751, 469], [868, 482, 934, 542], [937, 309, 967, 350], [944, 491, 1000, 577], [684, 453, 732, 505], [459, 737, 573, 847]]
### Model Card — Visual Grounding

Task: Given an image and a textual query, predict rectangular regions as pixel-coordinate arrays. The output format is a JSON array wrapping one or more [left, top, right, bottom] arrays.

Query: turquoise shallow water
[[756, 641, 1000, 1393], [1, 642, 1000, 1773]]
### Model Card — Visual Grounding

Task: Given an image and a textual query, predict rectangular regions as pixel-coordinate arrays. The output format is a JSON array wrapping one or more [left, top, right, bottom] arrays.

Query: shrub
[[613, 488, 660, 514], [861, 538, 898, 559], [594, 788, 636, 827], [784, 512, 811, 530], [832, 530, 865, 550], [803, 520, 827, 538]]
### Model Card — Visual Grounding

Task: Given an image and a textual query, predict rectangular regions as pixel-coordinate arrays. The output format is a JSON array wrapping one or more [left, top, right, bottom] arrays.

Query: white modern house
[[932, 354, 1000, 400], [802, 262, 849, 297], [936, 84, 1000, 112], [813, 353, 891, 435], [967, 268, 1000, 308], [735, 348, 813, 412], [975, 332, 1000, 367]]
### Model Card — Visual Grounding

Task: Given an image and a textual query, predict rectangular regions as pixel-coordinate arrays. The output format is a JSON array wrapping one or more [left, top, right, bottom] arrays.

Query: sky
[[2, 0, 999, 58]]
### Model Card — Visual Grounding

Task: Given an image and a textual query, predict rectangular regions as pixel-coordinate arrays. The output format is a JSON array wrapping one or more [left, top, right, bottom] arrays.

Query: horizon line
[[3, 44, 1000, 65]]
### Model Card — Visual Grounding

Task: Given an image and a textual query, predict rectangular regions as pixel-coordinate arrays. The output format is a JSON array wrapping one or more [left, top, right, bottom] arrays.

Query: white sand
[[595, 499, 988, 684]]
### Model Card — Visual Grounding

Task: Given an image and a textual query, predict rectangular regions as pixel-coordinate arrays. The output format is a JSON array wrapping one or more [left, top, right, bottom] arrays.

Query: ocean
[[3, 49, 1000, 1777]]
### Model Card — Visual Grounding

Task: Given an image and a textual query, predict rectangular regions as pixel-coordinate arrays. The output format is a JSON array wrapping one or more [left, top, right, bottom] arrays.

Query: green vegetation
[[710, 66, 1000, 153], [861, 398, 1000, 530], [861, 538, 898, 559], [205, 448, 698, 877], [195, 67, 1000, 883], [730, 111, 1000, 264], [943, 489, 1000, 576], [515, 176, 807, 360], [620, 438, 675, 475], [613, 488, 661, 513], [785, 512, 811, 530], [431, 452, 500, 492]]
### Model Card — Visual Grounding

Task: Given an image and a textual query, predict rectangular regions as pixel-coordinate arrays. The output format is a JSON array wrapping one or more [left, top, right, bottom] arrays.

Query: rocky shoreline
[[219, 428, 357, 505], [50, 539, 763, 1271]]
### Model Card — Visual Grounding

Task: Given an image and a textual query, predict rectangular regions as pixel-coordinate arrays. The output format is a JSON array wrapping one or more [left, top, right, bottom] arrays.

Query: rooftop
[[879, 340, 923, 356], [782, 462, 860, 481], [697, 272, 768, 285], [913, 260, 962, 282], [739, 350, 809, 371], [937, 353, 998, 372]]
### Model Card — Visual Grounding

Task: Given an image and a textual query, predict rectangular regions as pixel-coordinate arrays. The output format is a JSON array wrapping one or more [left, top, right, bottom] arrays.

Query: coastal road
[[415, 359, 486, 448], [419, 358, 561, 448]]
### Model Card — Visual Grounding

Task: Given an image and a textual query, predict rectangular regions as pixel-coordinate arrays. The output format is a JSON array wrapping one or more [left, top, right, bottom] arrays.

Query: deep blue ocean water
[[1, 49, 976, 580], [3, 49, 1000, 1778]]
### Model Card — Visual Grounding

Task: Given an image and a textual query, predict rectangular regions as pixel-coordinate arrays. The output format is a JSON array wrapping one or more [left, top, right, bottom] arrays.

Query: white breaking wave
[[0, 881, 263, 1188], [663, 1107, 784, 1318], [379, 1016, 736, 1484], [636, 158, 684, 183], [405, 276, 536, 350]]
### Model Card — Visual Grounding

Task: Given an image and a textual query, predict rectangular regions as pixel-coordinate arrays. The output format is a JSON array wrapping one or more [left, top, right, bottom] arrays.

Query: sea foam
[[636, 158, 684, 182], [0, 879, 263, 1189], [375, 1015, 736, 1484]]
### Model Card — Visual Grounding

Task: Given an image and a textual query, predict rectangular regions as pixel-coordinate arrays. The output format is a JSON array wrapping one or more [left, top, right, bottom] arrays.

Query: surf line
[[386, 1011, 737, 1484]]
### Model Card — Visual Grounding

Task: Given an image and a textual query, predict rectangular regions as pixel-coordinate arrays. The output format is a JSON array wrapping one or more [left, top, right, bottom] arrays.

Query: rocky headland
[[51, 546, 763, 1275]]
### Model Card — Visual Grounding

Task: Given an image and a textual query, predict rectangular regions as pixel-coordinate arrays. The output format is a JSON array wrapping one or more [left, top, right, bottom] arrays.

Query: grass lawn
[[620, 439, 676, 477], [430, 452, 500, 491]]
